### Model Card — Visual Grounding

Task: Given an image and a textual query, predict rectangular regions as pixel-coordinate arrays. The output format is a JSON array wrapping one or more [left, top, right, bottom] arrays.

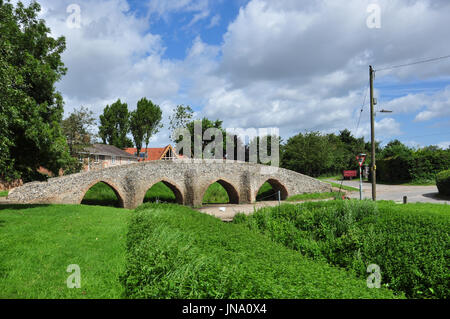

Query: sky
[[14, 0, 450, 149]]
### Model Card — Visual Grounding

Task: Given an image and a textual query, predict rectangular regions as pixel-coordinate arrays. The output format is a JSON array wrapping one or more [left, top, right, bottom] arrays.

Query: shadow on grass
[[80, 199, 121, 207], [0, 204, 52, 211]]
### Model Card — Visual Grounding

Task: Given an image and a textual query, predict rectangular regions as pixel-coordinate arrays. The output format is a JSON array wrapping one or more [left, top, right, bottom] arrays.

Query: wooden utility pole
[[369, 65, 376, 201]]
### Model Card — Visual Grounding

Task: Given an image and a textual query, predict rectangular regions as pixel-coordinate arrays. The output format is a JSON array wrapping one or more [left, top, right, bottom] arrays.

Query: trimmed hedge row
[[234, 200, 449, 299], [376, 149, 450, 183], [120, 203, 397, 299], [436, 170, 450, 196]]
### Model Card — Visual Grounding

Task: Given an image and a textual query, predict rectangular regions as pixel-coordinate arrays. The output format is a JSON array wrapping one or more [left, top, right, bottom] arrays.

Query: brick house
[[79, 144, 139, 171], [123, 144, 182, 162]]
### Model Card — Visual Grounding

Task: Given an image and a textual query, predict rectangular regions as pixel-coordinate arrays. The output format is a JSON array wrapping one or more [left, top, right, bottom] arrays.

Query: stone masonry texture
[[8, 160, 332, 209]]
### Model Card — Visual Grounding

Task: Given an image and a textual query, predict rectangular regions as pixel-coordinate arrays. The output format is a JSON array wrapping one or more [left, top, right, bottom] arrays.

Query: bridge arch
[[255, 178, 289, 201], [79, 180, 125, 207], [200, 178, 240, 204], [139, 179, 184, 205]]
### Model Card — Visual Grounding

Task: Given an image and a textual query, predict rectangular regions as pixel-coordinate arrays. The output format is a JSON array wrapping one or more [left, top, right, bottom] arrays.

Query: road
[[328, 179, 449, 204]]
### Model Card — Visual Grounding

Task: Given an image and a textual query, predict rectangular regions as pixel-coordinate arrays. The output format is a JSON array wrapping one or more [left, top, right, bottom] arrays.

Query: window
[[140, 152, 146, 158], [111, 156, 116, 164]]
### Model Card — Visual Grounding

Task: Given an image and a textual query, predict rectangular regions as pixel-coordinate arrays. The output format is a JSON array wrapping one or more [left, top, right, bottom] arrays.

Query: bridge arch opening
[[202, 179, 239, 204], [81, 181, 124, 207], [143, 181, 183, 204], [256, 179, 288, 201]]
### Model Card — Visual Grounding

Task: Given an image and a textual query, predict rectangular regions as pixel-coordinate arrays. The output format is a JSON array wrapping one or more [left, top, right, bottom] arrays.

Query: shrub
[[436, 170, 450, 196], [120, 203, 397, 299], [376, 149, 450, 184], [234, 200, 449, 299]]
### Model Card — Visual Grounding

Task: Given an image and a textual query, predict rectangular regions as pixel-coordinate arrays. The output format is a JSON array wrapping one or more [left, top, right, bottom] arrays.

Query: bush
[[376, 149, 450, 184], [436, 170, 450, 196], [120, 203, 397, 299], [234, 200, 449, 299]]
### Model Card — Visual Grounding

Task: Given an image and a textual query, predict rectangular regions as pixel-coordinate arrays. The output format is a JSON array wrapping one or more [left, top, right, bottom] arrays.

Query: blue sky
[[26, 0, 450, 149]]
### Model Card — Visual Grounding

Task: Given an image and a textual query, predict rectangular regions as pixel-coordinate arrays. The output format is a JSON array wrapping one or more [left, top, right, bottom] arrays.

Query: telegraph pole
[[369, 65, 376, 201]]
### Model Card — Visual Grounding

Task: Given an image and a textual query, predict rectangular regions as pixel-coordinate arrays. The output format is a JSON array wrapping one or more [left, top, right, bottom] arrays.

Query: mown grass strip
[[0, 204, 130, 298], [286, 192, 341, 201]]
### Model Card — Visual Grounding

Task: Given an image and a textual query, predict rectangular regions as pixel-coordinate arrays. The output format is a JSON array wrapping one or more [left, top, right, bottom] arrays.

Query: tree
[[247, 135, 282, 164], [380, 139, 412, 159], [140, 98, 163, 154], [0, 0, 75, 182], [281, 132, 335, 177], [61, 106, 96, 155], [130, 98, 163, 155], [98, 99, 133, 149], [168, 105, 193, 142], [175, 118, 226, 158]]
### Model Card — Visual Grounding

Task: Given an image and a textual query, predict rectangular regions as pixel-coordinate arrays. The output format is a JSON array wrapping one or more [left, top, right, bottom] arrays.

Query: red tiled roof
[[124, 145, 176, 161]]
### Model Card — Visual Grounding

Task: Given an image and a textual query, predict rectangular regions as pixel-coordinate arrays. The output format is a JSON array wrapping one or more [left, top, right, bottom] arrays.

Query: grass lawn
[[325, 181, 359, 192], [122, 203, 397, 299], [0, 204, 130, 298], [286, 191, 341, 201], [0, 190, 8, 197]]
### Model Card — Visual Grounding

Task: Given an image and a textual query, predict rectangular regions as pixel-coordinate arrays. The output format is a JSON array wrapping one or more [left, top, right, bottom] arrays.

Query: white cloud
[[16, 0, 450, 147], [437, 141, 450, 150], [207, 14, 221, 28], [191, 0, 450, 142]]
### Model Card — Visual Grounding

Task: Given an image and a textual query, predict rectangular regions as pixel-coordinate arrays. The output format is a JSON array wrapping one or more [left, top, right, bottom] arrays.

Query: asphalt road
[[328, 179, 449, 204]]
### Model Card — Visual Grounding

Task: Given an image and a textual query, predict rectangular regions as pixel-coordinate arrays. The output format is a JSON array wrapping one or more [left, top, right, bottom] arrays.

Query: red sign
[[356, 155, 366, 167]]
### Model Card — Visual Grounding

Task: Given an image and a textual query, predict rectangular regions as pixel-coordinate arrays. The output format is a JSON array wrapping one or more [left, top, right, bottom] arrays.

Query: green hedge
[[376, 149, 450, 183], [234, 200, 449, 299], [436, 170, 450, 196], [120, 203, 397, 299]]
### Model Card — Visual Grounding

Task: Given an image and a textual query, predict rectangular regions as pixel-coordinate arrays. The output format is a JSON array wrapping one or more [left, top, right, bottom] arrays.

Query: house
[[79, 144, 139, 171], [123, 144, 182, 162]]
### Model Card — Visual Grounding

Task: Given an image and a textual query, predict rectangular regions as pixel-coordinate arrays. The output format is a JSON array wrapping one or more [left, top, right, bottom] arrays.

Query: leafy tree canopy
[[0, 0, 75, 181], [61, 106, 96, 155], [98, 99, 133, 149], [130, 98, 163, 154]]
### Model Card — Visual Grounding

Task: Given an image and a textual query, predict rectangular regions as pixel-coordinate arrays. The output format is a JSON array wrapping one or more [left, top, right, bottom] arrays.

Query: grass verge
[[233, 200, 449, 299], [0, 191, 8, 197], [286, 192, 341, 202], [325, 181, 359, 192], [0, 204, 130, 298], [120, 203, 398, 299]]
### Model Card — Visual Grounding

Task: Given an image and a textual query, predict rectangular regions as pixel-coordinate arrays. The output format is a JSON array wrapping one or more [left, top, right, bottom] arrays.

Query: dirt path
[[196, 199, 333, 222]]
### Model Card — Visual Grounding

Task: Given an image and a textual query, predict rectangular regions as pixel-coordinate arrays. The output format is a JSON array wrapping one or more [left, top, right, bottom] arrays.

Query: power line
[[355, 82, 369, 132], [375, 54, 450, 72]]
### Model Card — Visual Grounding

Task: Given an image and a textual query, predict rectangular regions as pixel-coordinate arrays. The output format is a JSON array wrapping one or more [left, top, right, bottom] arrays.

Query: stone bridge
[[8, 160, 331, 209]]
